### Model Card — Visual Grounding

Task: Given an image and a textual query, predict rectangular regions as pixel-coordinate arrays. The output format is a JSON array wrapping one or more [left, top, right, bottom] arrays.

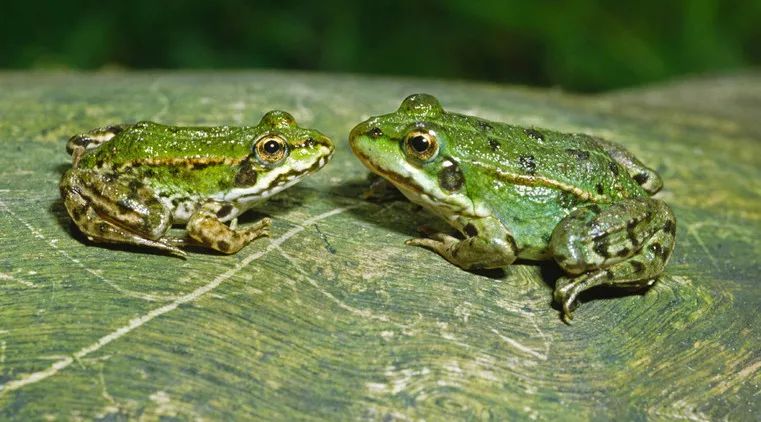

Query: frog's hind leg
[[185, 200, 271, 254], [596, 138, 662, 194], [59, 169, 184, 256], [550, 198, 676, 320], [67, 124, 131, 167]]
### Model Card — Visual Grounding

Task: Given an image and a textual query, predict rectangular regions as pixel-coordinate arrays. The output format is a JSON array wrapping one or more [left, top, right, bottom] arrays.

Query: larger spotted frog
[[60, 111, 333, 256], [349, 94, 676, 319]]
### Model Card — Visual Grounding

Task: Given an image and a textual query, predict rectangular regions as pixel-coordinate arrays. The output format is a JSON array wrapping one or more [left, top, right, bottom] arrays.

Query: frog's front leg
[[550, 198, 676, 320], [59, 168, 183, 255], [185, 201, 271, 254], [406, 215, 517, 270]]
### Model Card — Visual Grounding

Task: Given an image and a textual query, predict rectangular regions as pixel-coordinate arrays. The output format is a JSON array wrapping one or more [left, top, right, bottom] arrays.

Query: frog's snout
[[317, 133, 335, 156], [349, 122, 368, 145], [349, 120, 384, 145]]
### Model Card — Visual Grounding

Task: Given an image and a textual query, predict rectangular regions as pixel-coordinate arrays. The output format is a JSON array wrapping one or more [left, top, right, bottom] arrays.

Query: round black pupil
[[264, 140, 281, 154], [409, 135, 429, 153]]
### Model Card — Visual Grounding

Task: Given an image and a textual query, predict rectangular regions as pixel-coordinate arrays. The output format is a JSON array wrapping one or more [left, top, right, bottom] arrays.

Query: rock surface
[[0, 71, 759, 420]]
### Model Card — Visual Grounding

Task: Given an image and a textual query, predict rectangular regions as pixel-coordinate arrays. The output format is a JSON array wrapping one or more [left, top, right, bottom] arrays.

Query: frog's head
[[350, 94, 473, 213], [227, 110, 334, 201]]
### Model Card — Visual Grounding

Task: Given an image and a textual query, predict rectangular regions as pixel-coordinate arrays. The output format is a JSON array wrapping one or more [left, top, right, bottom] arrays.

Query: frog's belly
[[487, 188, 575, 261], [157, 195, 249, 225]]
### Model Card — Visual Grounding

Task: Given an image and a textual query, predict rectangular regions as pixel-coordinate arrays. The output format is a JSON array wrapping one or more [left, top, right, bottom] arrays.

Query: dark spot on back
[[616, 247, 630, 257], [519, 155, 537, 175], [476, 120, 493, 132], [634, 172, 650, 185], [605, 269, 615, 280], [488, 138, 501, 152], [438, 160, 465, 192], [559, 192, 578, 209], [216, 204, 234, 219], [588, 204, 602, 214], [663, 219, 676, 236], [464, 223, 478, 237], [524, 128, 544, 142], [609, 162, 620, 176], [595, 183, 604, 195], [565, 148, 590, 161]]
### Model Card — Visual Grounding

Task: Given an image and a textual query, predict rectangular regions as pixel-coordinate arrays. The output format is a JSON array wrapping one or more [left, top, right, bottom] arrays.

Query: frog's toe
[[405, 237, 440, 248], [554, 277, 581, 322]]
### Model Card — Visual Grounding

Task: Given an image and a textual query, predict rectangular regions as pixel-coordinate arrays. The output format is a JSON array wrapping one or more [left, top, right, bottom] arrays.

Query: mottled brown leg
[[550, 198, 676, 321], [60, 169, 183, 256], [185, 201, 271, 254]]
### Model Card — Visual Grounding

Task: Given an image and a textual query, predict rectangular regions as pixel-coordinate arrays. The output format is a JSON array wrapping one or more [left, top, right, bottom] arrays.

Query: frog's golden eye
[[403, 130, 439, 162], [255, 135, 288, 164]]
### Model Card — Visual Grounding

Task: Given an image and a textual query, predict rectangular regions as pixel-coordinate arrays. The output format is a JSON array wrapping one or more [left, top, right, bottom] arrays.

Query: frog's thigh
[[67, 124, 130, 166], [60, 169, 181, 255], [550, 198, 676, 318], [596, 139, 662, 194], [406, 216, 517, 270], [185, 201, 271, 254]]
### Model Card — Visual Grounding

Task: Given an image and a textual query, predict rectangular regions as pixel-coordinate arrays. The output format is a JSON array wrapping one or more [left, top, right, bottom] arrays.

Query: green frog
[[60, 111, 334, 256], [349, 94, 676, 319]]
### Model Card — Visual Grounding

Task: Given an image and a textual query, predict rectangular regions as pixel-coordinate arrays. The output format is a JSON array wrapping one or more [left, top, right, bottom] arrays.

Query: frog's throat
[[354, 150, 487, 219], [212, 145, 332, 203]]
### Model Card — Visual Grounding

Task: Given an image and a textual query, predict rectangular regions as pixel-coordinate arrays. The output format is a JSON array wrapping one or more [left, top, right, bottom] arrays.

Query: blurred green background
[[3, 0, 759, 92]]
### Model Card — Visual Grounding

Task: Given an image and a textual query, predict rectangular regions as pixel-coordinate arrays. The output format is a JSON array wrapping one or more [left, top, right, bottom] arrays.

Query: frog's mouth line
[[353, 150, 425, 196], [220, 148, 332, 203], [353, 148, 484, 219]]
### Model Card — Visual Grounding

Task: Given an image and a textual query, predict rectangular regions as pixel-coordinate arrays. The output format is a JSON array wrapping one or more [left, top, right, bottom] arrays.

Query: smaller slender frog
[[350, 94, 676, 319], [60, 111, 333, 256]]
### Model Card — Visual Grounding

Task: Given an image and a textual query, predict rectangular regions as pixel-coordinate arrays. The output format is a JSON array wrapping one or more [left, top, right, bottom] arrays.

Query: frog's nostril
[[368, 127, 384, 138]]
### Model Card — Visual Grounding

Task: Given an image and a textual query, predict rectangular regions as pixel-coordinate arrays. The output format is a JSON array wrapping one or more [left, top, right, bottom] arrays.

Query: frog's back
[[77, 122, 252, 169], [444, 113, 652, 258]]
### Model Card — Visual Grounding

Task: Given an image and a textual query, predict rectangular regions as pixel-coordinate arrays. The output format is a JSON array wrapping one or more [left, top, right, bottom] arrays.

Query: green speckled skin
[[2, 71, 759, 420], [60, 111, 334, 255], [350, 94, 676, 318]]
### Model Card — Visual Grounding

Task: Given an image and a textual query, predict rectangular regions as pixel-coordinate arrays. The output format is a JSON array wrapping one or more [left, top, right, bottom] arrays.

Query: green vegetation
[[2, 0, 759, 91]]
